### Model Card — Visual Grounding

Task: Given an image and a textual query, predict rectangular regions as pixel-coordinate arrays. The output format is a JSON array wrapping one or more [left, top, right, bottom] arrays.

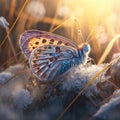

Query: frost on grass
[[4, 64, 31, 90], [110, 58, 120, 87], [93, 89, 120, 120], [57, 6, 72, 18], [0, 63, 117, 119], [0, 64, 31, 104], [0, 16, 9, 30], [112, 53, 120, 59], [12, 89, 32, 110], [0, 72, 12, 85], [5, 64, 25, 74], [0, 105, 19, 120], [112, 89, 120, 97], [60, 64, 109, 97]]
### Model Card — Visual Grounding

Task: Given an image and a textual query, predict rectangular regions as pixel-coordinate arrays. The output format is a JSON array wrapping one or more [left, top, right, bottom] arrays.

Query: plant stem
[[6, 29, 18, 62]]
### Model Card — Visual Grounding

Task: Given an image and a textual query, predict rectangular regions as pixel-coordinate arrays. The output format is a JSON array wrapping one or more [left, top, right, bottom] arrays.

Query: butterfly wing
[[29, 44, 79, 83], [19, 30, 78, 58]]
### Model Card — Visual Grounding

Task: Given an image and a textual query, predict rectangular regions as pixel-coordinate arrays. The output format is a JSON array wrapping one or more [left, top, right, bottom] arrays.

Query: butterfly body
[[20, 30, 90, 83]]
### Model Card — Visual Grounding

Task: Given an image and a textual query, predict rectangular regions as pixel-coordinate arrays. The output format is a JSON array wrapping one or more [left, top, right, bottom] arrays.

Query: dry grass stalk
[[6, 30, 18, 62], [25, 17, 34, 29], [98, 34, 120, 64], [1, 0, 8, 15], [49, 0, 61, 32], [0, 52, 21, 69], [16, 13, 28, 36], [0, 0, 29, 48], [9, 0, 16, 23]]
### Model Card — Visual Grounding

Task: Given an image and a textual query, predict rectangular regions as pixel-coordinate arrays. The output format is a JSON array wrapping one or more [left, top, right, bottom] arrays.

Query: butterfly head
[[78, 42, 90, 55]]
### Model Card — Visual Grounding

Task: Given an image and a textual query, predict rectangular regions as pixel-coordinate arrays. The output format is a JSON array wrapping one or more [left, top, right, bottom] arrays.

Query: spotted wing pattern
[[19, 30, 78, 58], [29, 44, 79, 82]]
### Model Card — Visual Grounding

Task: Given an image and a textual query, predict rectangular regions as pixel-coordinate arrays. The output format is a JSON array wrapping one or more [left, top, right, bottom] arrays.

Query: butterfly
[[19, 30, 90, 83]]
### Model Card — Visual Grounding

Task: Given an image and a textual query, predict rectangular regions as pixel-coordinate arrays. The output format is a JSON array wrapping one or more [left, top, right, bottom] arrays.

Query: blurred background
[[0, 0, 120, 69]]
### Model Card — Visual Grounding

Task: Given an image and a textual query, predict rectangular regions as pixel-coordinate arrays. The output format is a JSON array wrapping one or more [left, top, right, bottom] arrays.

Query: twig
[[0, 0, 29, 48]]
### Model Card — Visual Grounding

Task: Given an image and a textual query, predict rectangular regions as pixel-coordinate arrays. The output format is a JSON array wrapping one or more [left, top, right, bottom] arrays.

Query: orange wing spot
[[41, 73, 46, 78], [34, 53, 40, 57], [28, 38, 66, 51], [52, 40, 65, 46], [61, 43, 65, 46], [36, 70, 42, 74], [53, 40, 58, 45], [28, 38, 40, 51], [49, 39, 54, 44], [28, 38, 44, 51], [34, 56, 39, 59], [33, 60, 37, 63], [57, 41, 62, 45], [33, 64, 39, 69], [33, 57, 36, 60]]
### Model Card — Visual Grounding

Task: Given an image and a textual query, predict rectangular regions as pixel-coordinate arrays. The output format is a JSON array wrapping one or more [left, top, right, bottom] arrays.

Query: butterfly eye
[[83, 44, 90, 53]]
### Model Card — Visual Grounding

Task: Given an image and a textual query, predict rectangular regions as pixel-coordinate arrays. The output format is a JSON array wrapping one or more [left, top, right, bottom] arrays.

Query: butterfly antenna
[[73, 17, 85, 43], [50, 16, 84, 43], [50, 16, 81, 33], [78, 29, 85, 43], [86, 29, 95, 43], [50, 17, 74, 33]]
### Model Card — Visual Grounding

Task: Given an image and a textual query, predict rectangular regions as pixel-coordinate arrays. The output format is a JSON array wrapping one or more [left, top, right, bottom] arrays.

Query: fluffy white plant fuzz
[[61, 64, 108, 97], [26, 0, 46, 20], [93, 89, 120, 120], [0, 16, 9, 30], [32, 112, 49, 120], [0, 72, 12, 85], [94, 26, 108, 44], [0, 64, 31, 104], [5, 64, 25, 74], [112, 89, 120, 98], [4, 64, 31, 90], [12, 89, 32, 110], [112, 53, 120, 59], [57, 6, 72, 18], [0, 105, 19, 120], [110, 58, 120, 85]]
